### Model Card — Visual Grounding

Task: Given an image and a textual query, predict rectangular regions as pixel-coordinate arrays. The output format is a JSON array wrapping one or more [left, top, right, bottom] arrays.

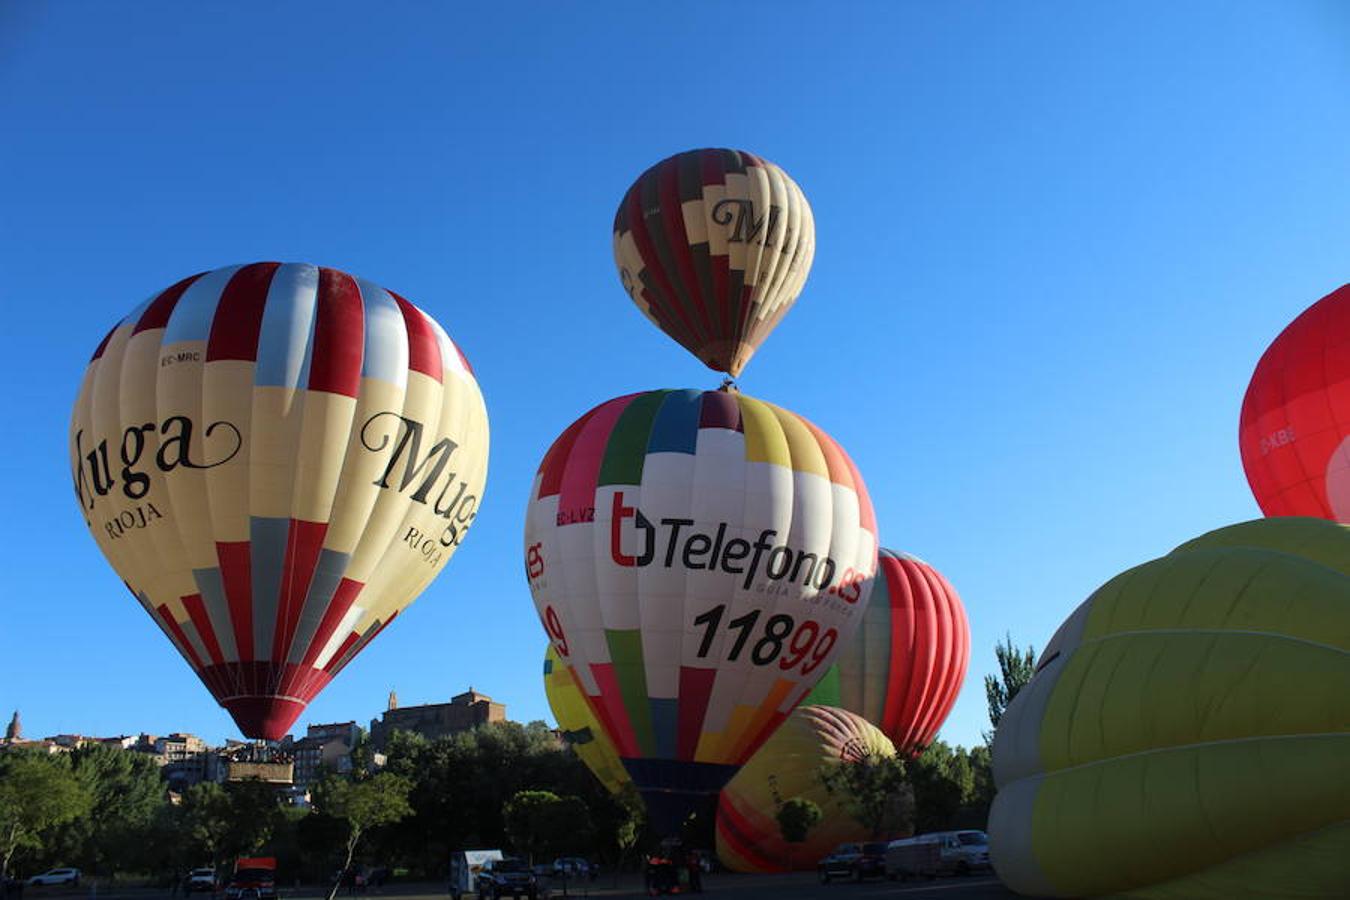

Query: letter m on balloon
[[713, 199, 782, 245], [368, 413, 458, 504]]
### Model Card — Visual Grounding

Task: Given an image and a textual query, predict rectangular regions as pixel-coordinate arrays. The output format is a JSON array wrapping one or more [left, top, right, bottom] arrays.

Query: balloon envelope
[[716, 705, 895, 872], [523, 388, 877, 830], [989, 518, 1350, 898], [543, 645, 632, 797], [1240, 283, 1350, 520], [805, 549, 969, 752], [70, 263, 489, 740], [613, 149, 815, 377]]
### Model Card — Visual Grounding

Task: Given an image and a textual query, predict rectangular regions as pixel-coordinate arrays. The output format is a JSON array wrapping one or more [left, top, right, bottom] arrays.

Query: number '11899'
[[693, 604, 837, 676]]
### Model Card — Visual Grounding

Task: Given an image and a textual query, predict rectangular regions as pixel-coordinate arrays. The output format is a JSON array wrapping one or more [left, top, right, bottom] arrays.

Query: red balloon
[[803, 549, 969, 752], [1240, 284, 1350, 521]]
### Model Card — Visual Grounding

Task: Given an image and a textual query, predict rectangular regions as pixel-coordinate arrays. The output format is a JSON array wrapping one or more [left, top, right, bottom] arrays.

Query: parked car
[[475, 857, 539, 900], [27, 870, 80, 888], [550, 857, 592, 880], [186, 868, 219, 892], [817, 842, 889, 882]]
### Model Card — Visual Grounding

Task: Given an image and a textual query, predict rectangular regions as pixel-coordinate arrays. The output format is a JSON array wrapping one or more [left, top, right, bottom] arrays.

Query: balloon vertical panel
[[69, 262, 489, 740], [524, 389, 877, 771], [542, 645, 633, 797]]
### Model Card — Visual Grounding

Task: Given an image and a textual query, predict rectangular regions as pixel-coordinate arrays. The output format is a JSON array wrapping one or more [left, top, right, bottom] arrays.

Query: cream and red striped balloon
[[613, 149, 815, 377], [69, 263, 488, 740], [804, 550, 969, 753]]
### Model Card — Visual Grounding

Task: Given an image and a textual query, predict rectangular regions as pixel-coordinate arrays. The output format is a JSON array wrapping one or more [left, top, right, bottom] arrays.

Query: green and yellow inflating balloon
[[715, 705, 895, 873], [989, 517, 1350, 899]]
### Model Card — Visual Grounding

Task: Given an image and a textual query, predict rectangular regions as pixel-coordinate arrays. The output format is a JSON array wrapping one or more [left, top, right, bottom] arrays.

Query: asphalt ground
[[11, 873, 1018, 900]]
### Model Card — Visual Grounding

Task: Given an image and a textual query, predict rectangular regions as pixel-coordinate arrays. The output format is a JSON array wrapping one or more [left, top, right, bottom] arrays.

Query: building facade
[[369, 689, 505, 749]]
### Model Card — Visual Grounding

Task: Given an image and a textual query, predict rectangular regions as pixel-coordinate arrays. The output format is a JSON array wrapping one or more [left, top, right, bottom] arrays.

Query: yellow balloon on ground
[[543, 645, 632, 797], [716, 705, 895, 873], [989, 518, 1350, 899]]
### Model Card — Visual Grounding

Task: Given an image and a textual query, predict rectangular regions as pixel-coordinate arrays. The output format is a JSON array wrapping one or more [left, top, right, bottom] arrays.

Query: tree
[[503, 791, 592, 863], [776, 798, 822, 870], [984, 633, 1037, 742], [177, 782, 234, 874], [0, 753, 92, 879], [776, 797, 823, 844], [55, 744, 164, 876], [317, 773, 412, 900], [819, 752, 913, 840], [962, 745, 996, 828], [223, 779, 286, 859], [908, 742, 975, 834]]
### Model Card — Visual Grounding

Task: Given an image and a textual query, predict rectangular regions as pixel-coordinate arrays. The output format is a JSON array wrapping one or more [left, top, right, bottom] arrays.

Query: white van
[[448, 849, 503, 900], [885, 830, 990, 879], [941, 830, 991, 874]]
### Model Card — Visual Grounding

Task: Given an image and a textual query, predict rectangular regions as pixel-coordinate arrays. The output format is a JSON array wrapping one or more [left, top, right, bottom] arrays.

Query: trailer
[[448, 850, 502, 900], [883, 837, 942, 880]]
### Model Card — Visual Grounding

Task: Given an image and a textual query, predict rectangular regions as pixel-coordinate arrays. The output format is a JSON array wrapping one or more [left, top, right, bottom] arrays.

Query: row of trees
[[0, 722, 634, 885], [1, 635, 1039, 883]]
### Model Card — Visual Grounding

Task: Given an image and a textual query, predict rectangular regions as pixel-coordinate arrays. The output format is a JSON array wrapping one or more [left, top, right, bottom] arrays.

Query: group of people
[[642, 850, 704, 895]]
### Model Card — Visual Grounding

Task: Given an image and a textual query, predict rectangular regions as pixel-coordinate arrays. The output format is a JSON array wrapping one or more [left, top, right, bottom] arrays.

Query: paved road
[[549, 871, 1016, 899], [14, 874, 1018, 900]]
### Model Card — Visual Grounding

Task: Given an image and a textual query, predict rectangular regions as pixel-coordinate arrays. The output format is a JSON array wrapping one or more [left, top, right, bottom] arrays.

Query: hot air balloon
[[543, 645, 633, 797], [804, 550, 969, 753], [70, 262, 489, 740], [989, 517, 1350, 899], [1240, 283, 1350, 521], [612, 149, 815, 377], [523, 388, 877, 832], [716, 705, 896, 873]]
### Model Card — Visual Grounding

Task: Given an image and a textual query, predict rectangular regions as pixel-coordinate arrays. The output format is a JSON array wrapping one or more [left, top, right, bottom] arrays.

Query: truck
[[448, 850, 502, 900], [224, 858, 276, 900]]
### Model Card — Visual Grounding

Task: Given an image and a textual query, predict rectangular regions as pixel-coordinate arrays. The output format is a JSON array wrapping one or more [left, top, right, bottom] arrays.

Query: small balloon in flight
[[613, 148, 815, 377]]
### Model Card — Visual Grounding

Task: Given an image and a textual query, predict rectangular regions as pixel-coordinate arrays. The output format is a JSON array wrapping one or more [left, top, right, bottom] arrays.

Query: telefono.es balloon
[[70, 262, 489, 740], [524, 388, 876, 831], [613, 149, 815, 378], [1240, 283, 1350, 521]]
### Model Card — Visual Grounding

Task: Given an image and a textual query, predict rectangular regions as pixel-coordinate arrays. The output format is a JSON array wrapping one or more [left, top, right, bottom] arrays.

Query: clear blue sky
[[3, 2, 1349, 750]]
